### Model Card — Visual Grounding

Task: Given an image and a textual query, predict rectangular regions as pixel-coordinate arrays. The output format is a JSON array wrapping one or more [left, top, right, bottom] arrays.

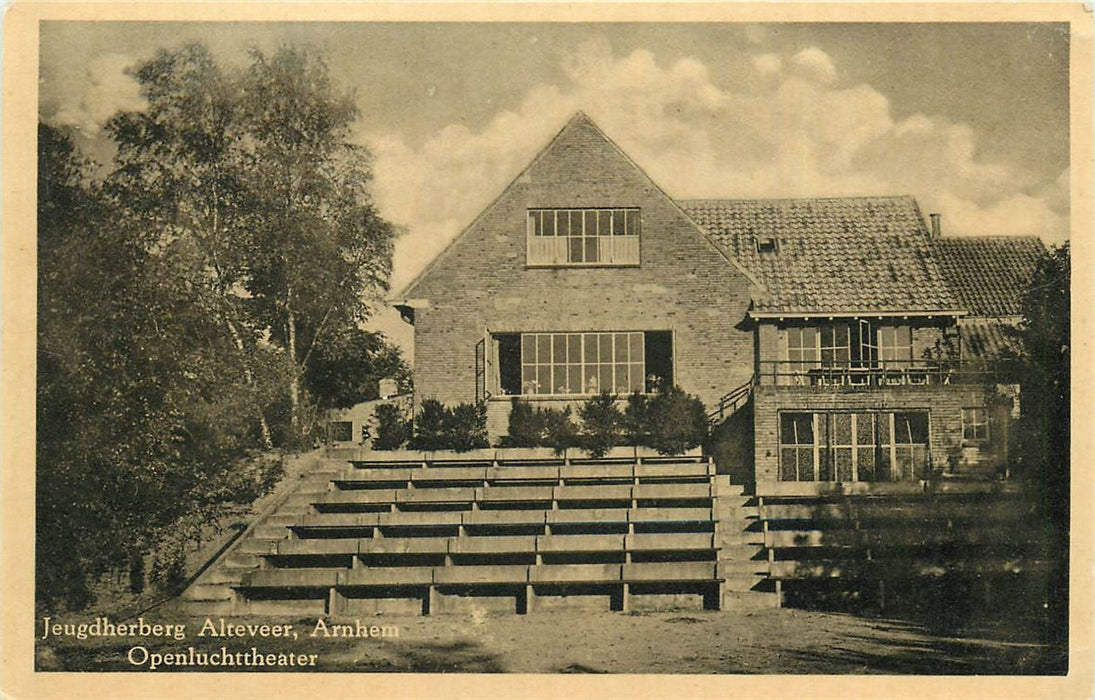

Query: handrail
[[709, 376, 756, 424], [755, 358, 1018, 388]]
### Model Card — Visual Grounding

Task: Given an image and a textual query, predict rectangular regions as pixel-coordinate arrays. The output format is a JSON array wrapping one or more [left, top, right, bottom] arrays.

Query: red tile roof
[[679, 197, 961, 315]]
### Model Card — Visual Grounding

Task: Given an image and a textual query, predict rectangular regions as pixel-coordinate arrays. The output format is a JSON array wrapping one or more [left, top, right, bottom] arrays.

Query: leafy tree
[[105, 43, 273, 446], [239, 46, 396, 436], [304, 327, 410, 410], [1013, 242, 1069, 645], [105, 43, 397, 444]]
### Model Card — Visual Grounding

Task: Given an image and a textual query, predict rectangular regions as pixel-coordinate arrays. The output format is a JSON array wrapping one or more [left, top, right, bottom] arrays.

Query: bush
[[579, 391, 622, 458], [373, 403, 410, 450], [503, 398, 579, 454], [505, 398, 542, 447], [623, 391, 651, 444], [542, 406, 580, 454], [409, 398, 488, 452], [446, 401, 489, 451], [645, 386, 709, 455], [410, 398, 448, 451]]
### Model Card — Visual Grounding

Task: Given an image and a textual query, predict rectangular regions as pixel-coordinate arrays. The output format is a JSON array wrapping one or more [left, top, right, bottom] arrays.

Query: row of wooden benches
[[334, 461, 716, 486], [287, 506, 721, 533], [241, 561, 723, 590], [270, 532, 722, 558], [314, 482, 718, 510]]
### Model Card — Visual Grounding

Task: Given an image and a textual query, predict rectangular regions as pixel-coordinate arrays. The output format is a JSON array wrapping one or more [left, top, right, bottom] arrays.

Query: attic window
[[756, 237, 778, 253], [527, 208, 640, 266]]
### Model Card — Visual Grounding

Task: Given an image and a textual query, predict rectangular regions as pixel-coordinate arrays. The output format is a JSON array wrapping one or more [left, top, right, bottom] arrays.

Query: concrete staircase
[[182, 463, 343, 617], [713, 476, 780, 610], [183, 448, 779, 616]]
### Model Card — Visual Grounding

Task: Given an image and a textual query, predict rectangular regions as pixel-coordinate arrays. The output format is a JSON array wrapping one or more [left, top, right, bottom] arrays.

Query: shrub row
[[505, 386, 708, 456], [374, 386, 708, 456], [373, 398, 488, 452]]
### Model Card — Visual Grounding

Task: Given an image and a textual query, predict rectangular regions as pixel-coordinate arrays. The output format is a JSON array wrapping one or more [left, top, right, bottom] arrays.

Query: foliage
[[502, 398, 580, 453], [503, 387, 707, 455], [623, 392, 651, 444], [409, 399, 488, 452], [645, 386, 710, 455], [304, 327, 411, 410], [104, 42, 396, 441], [1011, 242, 1069, 646], [373, 403, 411, 451], [504, 398, 541, 448], [409, 399, 449, 451], [578, 392, 623, 458], [541, 406, 581, 454], [35, 40, 393, 611]]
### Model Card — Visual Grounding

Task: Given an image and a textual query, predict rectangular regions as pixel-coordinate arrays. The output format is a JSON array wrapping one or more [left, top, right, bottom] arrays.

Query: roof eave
[[748, 309, 968, 320]]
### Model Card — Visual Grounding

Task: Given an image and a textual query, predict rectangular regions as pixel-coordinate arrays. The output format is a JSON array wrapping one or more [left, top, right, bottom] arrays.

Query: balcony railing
[[757, 359, 1017, 388]]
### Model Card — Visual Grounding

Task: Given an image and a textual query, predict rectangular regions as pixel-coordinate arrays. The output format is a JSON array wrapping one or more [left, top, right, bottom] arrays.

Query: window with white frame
[[527, 208, 640, 266], [962, 407, 989, 443], [519, 332, 645, 395], [779, 413, 817, 482], [877, 325, 914, 363], [778, 410, 928, 483], [787, 327, 820, 367]]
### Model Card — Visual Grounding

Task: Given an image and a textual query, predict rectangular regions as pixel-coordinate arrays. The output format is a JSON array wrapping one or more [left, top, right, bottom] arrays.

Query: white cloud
[[53, 54, 147, 135], [363, 40, 1068, 293], [752, 53, 782, 76], [791, 46, 838, 85]]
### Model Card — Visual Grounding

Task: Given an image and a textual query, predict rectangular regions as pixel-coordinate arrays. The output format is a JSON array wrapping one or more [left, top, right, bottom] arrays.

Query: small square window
[[962, 407, 989, 442]]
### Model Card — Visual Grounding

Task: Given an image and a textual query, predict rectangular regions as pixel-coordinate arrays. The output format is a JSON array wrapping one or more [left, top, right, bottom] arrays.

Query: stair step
[[721, 591, 780, 610], [237, 538, 281, 555], [184, 583, 234, 601], [203, 566, 255, 584]]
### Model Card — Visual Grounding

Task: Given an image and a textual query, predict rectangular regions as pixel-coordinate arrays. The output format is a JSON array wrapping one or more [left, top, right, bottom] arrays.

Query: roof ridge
[[936, 234, 1045, 243], [678, 195, 917, 205]]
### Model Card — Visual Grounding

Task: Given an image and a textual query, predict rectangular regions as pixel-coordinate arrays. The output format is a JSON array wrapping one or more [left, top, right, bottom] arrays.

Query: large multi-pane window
[[784, 322, 913, 375], [518, 332, 645, 395], [778, 410, 928, 482], [527, 208, 641, 266]]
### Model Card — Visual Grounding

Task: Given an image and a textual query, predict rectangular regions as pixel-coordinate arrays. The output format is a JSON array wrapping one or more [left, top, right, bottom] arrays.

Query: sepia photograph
[[3, 3, 1091, 695]]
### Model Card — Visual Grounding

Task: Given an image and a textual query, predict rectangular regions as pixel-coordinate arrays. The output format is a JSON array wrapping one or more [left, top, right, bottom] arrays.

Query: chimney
[[929, 213, 941, 238]]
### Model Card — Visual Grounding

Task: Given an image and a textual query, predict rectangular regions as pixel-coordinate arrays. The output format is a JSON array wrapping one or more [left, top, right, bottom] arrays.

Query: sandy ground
[[36, 601, 1064, 675]]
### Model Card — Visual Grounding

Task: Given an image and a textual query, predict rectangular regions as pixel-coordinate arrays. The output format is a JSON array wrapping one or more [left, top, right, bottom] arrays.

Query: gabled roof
[[931, 236, 1045, 317], [680, 197, 962, 316], [396, 112, 762, 300]]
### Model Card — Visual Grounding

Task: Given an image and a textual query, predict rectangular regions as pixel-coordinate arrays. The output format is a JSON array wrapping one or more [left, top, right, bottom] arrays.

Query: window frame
[[526, 207, 641, 267], [778, 410, 930, 483], [517, 331, 647, 397], [961, 406, 990, 443]]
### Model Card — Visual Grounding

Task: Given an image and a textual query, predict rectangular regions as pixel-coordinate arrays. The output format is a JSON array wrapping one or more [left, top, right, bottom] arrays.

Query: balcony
[[757, 359, 1017, 389]]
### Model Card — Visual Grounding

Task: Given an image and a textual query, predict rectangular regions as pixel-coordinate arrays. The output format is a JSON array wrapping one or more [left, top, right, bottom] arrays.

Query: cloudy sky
[[39, 21, 1070, 346]]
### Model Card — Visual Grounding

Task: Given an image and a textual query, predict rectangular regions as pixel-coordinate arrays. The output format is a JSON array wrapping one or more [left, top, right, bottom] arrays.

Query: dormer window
[[527, 208, 640, 266], [756, 236, 778, 253]]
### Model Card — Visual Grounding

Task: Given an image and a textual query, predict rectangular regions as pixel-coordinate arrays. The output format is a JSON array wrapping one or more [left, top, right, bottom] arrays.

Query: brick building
[[393, 112, 1042, 493]]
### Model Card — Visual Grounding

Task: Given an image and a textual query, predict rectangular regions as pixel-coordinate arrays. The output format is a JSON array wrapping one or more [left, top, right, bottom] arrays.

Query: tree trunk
[[287, 301, 300, 433], [225, 316, 273, 448]]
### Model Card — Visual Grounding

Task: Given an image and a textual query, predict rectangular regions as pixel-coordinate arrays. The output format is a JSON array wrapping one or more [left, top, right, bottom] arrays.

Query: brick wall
[[752, 383, 994, 486], [407, 116, 755, 439]]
